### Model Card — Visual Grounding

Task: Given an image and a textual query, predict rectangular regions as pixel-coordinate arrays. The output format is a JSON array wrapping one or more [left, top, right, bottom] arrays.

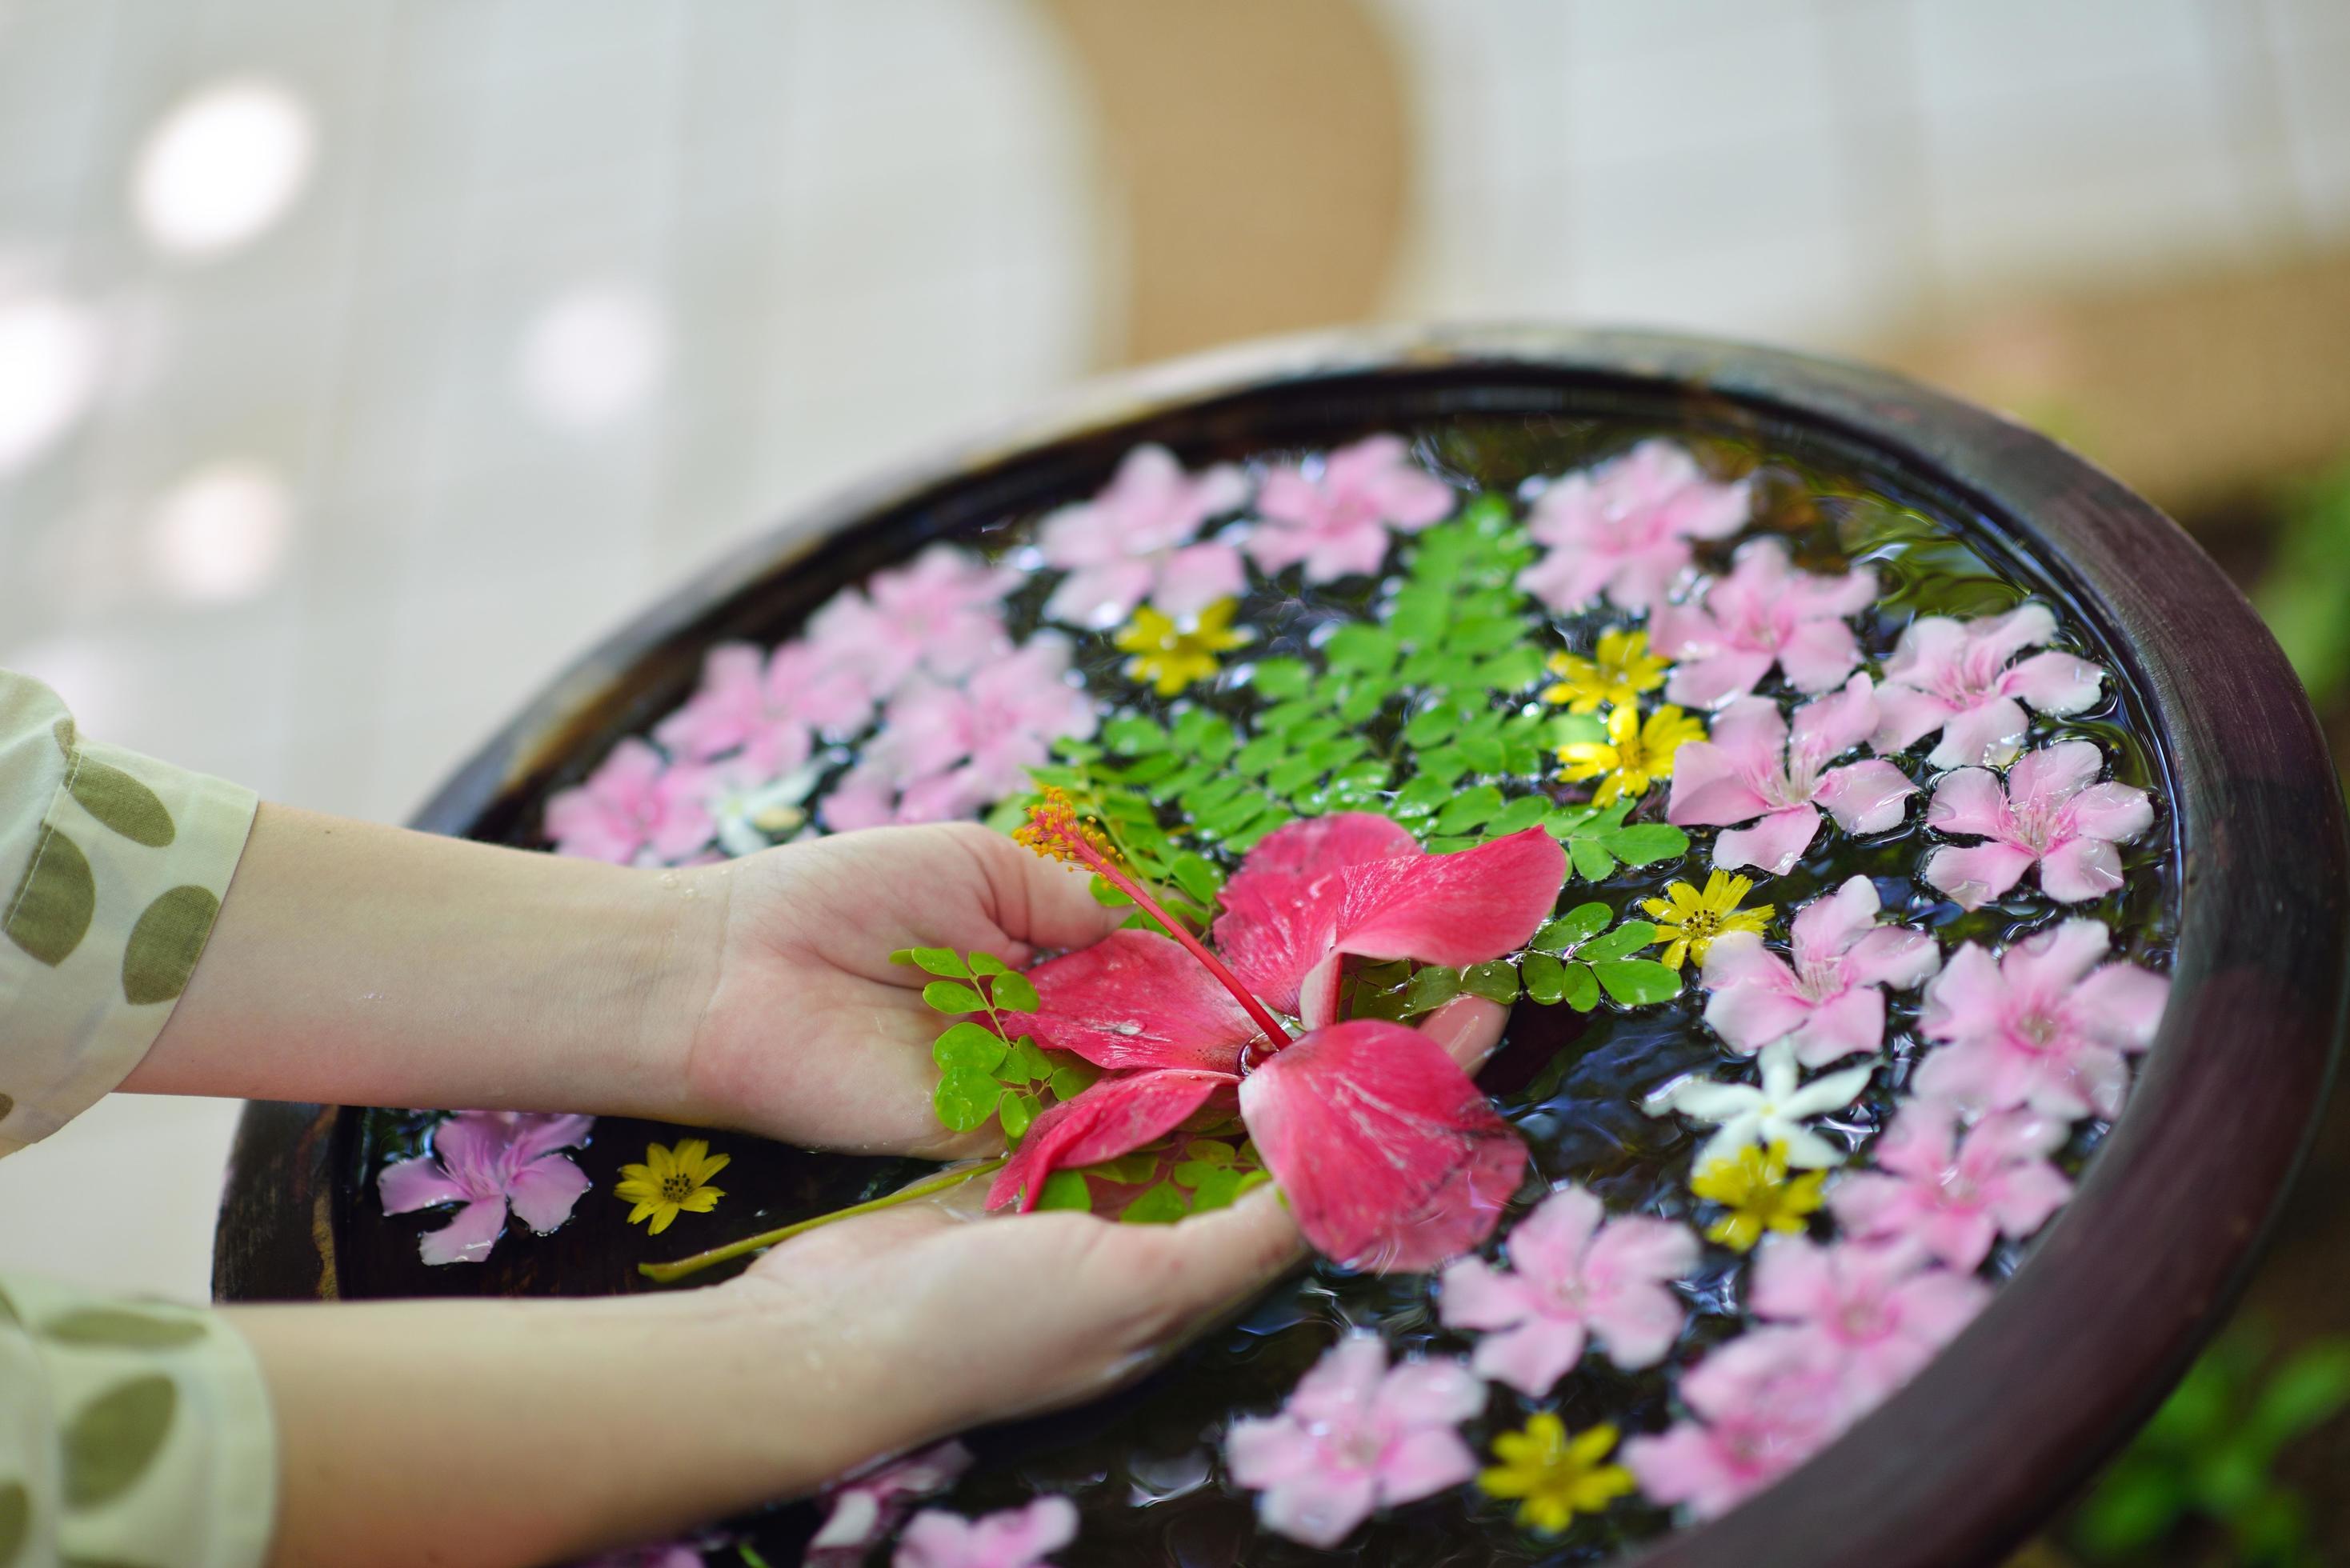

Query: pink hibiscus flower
[[1437, 1184, 1695, 1395], [1651, 539, 1876, 710], [1921, 740, 2154, 909], [1749, 1236, 1990, 1412], [808, 1442, 973, 1567], [1829, 1098, 2073, 1270], [1914, 918, 2169, 1119], [1225, 1334, 1482, 1549], [1874, 604, 2106, 769], [1246, 434, 1454, 582], [1038, 443, 1250, 628], [1515, 439, 1752, 614], [895, 1497, 1075, 1568], [1622, 1327, 1852, 1521], [805, 544, 1017, 697], [1698, 876, 1939, 1066], [842, 635, 1100, 826], [378, 1110, 594, 1266], [655, 640, 874, 773], [544, 739, 714, 864], [989, 806, 1563, 1272], [1665, 676, 1917, 874]]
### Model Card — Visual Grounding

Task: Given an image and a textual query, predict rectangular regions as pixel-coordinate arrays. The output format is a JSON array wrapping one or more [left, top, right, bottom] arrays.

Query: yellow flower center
[[660, 1172, 698, 1202]]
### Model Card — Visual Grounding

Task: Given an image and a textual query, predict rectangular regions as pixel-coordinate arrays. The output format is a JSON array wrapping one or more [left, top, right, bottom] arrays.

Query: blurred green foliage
[[2252, 461, 2350, 707]]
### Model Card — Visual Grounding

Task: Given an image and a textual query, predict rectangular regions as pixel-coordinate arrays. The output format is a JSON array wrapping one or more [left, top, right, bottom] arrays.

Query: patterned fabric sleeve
[[0, 670, 276, 1567]]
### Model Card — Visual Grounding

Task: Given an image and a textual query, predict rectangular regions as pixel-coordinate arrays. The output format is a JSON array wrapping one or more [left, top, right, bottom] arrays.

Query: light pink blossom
[[1699, 876, 1939, 1066], [1651, 539, 1876, 709], [1915, 918, 2169, 1119], [653, 639, 873, 773], [1922, 740, 2153, 908], [1438, 1185, 1695, 1396], [378, 1111, 594, 1266], [1622, 1328, 1852, 1520], [1515, 439, 1751, 614], [1666, 677, 1917, 874], [895, 1496, 1075, 1568], [1246, 434, 1454, 583], [1749, 1236, 1990, 1412], [1874, 604, 2105, 769], [850, 635, 1099, 826], [1830, 1098, 2073, 1270], [1225, 1334, 1483, 1549], [809, 1442, 973, 1566], [544, 739, 714, 864], [1038, 443, 1250, 627], [806, 544, 1017, 697]]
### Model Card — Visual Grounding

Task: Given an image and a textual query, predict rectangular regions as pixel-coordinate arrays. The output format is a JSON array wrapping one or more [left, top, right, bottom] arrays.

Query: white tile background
[[0, 0, 2342, 1302]]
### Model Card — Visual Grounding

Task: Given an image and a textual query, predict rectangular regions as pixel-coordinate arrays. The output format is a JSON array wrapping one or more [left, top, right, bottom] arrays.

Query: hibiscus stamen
[[1017, 787, 1295, 1047]]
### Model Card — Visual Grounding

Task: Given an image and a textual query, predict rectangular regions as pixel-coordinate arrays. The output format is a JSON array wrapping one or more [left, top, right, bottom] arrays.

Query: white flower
[[1645, 1038, 1873, 1171], [707, 762, 823, 857]]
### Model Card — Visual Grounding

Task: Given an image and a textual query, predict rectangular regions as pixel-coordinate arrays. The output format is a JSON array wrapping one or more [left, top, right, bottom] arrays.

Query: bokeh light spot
[[0, 293, 102, 476], [146, 460, 294, 603], [516, 282, 669, 431], [133, 78, 316, 258]]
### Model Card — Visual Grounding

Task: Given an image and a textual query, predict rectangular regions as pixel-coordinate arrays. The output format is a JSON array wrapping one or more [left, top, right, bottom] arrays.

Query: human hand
[[680, 823, 1125, 1156]]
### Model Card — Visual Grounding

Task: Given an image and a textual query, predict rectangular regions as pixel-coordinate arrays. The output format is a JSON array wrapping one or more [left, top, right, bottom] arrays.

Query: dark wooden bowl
[[213, 326, 2348, 1566]]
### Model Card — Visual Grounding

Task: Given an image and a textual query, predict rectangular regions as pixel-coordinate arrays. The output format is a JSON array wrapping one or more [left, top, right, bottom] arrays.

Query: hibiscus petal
[[1924, 842, 2039, 909], [506, 1154, 591, 1234], [2037, 837, 2125, 902], [1844, 926, 1940, 990], [1665, 649, 1778, 710], [377, 1156, 473, 1214], [2004, 649, 2104, 715], [1702, 972, 1814, 1056], [1927, 697, 2032, 770], [1471, 1320, 1587, 1397], [999, 930, 1260, 1073], [2068, 781, 2155, 844], [2008, 740, 2103, 806], [1816, 759, 1916, 835], [1872, 682, 1959, 756], [417, 1196, 510, 1266], [2073, 962, 2170, 1050], [1239, 1019, 1527, 1272], [1790, 674, 1878, 763], [1715, 805, 1821, 876], [1665, 741, 1776, 827], [1786, 986, 1886, 1067], [1775, 617, 1863, 694], [1924, 767, 2009, 837], [987, 1069, 1236, 1211]]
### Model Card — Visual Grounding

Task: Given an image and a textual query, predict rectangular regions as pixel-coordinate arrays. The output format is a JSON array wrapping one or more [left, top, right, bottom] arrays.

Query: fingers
[[1418, 993, 1509, 1072], [948, 823, 1126, 954], [1123, 1186, 1307, 1323]]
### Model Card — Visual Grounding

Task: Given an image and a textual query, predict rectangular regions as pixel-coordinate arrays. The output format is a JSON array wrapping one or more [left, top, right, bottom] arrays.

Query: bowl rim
[[216, 325, 2348, 1566]]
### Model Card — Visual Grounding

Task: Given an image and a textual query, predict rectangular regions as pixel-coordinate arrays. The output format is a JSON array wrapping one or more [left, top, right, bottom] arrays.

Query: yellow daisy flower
[[1479, 1413, 1636, 1534], [1555, 702, 1705, 806], [1114, 598, 1252, 696], [1641, 870, 1773, 970], [615, 1138, 730, 1234], [1690, 1138, 1825, 1252], [1543, 628, 1668, 714]]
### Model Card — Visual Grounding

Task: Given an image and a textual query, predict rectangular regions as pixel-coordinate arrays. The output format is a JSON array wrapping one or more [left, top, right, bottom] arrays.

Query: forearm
[[127, 803, 726, 1118], [226, 1283, 896, 1568]]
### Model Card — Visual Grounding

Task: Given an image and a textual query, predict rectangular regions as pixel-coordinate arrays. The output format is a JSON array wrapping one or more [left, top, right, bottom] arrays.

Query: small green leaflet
[[1521, 904, 1679, 1010], [1543, 799, 1691, 881]]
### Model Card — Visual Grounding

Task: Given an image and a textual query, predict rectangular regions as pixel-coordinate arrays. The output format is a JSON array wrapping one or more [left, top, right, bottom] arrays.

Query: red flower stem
[[1066, 836, 1294, 1047]]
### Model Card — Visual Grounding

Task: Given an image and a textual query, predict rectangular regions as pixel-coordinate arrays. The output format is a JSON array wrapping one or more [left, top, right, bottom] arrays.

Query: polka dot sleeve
[[0, 670, 258, 1155]]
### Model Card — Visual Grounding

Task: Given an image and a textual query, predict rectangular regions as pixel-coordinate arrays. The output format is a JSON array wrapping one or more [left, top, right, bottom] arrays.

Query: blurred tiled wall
[[1, 0, 2344, 1300]]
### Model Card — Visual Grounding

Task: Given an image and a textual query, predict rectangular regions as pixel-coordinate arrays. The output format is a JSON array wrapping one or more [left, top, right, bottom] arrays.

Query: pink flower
[[895, 1497, 1075, 1568], [1698, 876, 1939, 1066], [1915, 918, 2169, 1119], [810, 1442, 972, 1567], [806, 544, 1017, 697], [1651, 539, 1876, 710], [1515, 439, 1751, 614], [654, 640, 873, 772], [1666, 677, 1917, 874], [1749, 1236, 1990, 1412], [1246, 434, 1454, 582], [1829, 1098, 2073, 1270], [1922, 740, 2154, 908], [1225, 1334, 1482, 1548], [543, 740, 715, 864], [1874, 604, 2105, 769], [1623, 1328, 1852, 1520], [378, 1111, 594, 1266], [1438, 1185, 1695, 1395], [990, 812, 1564, 1271], [1038, 444, 1250, 627], [847, 635, 1100, 826]]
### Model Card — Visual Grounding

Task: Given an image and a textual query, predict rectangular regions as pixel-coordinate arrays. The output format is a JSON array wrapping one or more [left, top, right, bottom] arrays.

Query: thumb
[[1419, 993, 1509, 1073]]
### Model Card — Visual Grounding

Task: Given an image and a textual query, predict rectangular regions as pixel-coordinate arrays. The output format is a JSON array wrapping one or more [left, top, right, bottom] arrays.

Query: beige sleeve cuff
[[0, 1273, 278, 1568], [0, 673, 258, 1155]]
